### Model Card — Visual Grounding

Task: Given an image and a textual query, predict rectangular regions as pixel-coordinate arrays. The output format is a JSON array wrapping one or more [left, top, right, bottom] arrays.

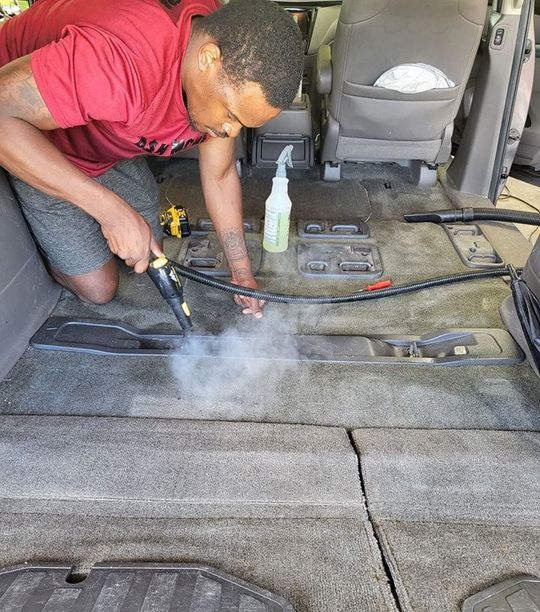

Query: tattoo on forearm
[[231, 267, 251, 281], [220, 228, 248, 262]]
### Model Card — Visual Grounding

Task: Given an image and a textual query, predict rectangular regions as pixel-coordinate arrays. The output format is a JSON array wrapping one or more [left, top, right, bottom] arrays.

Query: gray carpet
[[377, 521, 540, 612], [0, 416, 363, 520], [50, 247, 514, 336], [2, 350, 539, 430], [0, 416, 396, 612], [353, 429, 540, 612], [51, 163, 525, 336], [6, 164, 538, 429], [0, 514, 396, 612], [354, 429, 540, 525]]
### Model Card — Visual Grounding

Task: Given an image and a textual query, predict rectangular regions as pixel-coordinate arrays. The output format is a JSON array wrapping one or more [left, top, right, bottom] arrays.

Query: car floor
[[0, 161, 539, 611]]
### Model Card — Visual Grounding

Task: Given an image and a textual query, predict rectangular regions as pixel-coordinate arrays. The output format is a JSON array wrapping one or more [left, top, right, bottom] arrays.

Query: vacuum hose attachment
[[147, 257, 193, 331], [404, 208, 540, 226], [170, 260, 520, 305]]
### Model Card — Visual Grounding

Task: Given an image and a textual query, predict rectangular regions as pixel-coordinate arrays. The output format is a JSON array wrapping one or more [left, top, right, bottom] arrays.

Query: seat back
[[323, 0, 488, 165]]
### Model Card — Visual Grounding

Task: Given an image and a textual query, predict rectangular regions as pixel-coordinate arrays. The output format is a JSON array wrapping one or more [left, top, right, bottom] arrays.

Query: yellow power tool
[[160, 204, 191, 238]]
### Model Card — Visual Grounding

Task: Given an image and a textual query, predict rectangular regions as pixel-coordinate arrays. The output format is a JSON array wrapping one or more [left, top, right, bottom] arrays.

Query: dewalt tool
[[147, 257, 193, 331], [160, 204, 191, 238]]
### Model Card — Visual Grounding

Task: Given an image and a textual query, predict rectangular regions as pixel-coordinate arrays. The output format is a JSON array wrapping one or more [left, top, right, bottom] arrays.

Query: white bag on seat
[[374, 63, 455, 93]]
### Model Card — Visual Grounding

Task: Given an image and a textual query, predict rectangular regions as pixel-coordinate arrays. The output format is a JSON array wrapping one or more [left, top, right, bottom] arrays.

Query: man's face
[[183, 41, 281, 139], [185, 78, 280, 139]]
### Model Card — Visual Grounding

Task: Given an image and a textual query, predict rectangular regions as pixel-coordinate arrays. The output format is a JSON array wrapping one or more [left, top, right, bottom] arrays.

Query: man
[[0, 0, 303, 318]]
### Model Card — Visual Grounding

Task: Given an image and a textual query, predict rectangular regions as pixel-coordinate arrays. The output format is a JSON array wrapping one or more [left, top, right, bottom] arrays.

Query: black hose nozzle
[[404, 210, 471, 224], [147, 257, 193, 331], [404, 208, 540, 226]]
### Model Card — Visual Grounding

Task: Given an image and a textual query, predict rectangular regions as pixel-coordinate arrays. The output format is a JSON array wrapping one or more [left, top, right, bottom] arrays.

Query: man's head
[[182, 0, 304, 139]]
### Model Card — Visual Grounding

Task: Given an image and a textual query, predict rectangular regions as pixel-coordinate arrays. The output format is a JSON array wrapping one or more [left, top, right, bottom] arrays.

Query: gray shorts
[[9, 157, 162, 276]]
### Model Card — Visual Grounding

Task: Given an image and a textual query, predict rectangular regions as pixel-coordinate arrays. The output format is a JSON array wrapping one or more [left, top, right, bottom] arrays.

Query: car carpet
[[0, 416, 396, 612], [352, 428, 540, 612]]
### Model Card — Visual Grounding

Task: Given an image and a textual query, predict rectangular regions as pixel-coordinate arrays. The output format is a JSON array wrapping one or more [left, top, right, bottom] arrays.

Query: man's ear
[[198, 41, 222, 73]]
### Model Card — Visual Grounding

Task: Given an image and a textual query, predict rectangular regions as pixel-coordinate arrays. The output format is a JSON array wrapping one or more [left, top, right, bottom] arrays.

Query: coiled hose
[[170, 260, 521, 305], [404, 208, 540, 226]]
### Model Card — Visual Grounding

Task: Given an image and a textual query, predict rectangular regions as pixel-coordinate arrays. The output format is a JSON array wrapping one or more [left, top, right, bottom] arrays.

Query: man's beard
[[187, 108, 228, 138], [187, 109, 200, 132]]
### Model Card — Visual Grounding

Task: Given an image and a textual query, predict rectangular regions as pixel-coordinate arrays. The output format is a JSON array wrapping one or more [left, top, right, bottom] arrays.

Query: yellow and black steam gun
[[147, 257, 193, 331]]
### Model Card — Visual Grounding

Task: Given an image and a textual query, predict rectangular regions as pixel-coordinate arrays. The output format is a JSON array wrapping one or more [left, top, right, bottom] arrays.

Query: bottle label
[[264, 210, 280, 245]]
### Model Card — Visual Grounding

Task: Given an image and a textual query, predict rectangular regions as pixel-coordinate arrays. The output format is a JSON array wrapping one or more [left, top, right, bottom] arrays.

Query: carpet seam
[[372, 523, 416, 612], [346, 430, 404, 612]]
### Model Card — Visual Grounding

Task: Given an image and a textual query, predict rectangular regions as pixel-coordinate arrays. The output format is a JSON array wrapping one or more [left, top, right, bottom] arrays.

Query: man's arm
[[0, 55, 163, 272], [198, 136, 264, 318]]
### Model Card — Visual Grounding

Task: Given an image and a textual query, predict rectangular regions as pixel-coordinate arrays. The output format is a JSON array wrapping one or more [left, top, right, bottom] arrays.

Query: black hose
[[170, 261, 520, 305], [404, 208, 540, 226]]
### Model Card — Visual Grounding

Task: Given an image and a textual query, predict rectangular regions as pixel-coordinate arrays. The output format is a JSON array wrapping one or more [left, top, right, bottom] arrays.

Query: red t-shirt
[[0, 0, 219, 176]]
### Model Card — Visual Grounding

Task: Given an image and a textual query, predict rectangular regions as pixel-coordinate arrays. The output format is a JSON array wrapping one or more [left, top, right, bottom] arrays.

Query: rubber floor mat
[[0, 563, 295, 611], [462, 575, 540, 611]]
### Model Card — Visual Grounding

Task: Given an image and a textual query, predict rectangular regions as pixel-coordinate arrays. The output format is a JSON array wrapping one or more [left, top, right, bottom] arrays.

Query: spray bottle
[[263, 145, 294, 253]]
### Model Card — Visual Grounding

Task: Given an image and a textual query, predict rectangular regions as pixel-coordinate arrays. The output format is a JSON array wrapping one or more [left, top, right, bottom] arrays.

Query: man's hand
[[99, 196, 164, 273], [231, 272, 265, 319]]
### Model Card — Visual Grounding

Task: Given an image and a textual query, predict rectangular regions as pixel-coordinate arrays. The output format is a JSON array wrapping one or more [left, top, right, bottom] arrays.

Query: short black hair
[[196, 0, 304, 110]]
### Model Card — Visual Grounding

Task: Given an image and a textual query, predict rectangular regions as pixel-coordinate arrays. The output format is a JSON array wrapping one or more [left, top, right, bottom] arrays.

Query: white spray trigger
[[275, 145, 294, 178]]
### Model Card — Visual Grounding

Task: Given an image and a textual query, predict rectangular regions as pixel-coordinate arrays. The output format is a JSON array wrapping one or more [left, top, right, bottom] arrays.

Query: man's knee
[[52, 260, 119, 305], [78, 281, 118, 305]]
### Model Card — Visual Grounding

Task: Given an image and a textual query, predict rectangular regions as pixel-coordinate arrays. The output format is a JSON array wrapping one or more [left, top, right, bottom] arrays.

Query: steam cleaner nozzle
[[147, 257, 193, 331]]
